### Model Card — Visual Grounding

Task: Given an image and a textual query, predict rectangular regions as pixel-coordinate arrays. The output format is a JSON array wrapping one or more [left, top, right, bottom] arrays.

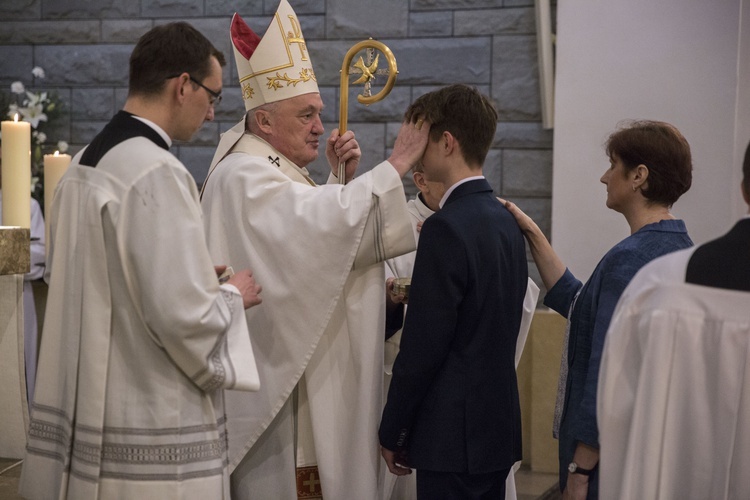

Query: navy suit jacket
[[686, 218, 750, 291], [379, 178, 528, 474]]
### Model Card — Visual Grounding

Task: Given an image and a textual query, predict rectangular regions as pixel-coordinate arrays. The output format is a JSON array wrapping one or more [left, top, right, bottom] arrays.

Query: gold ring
[[416, 119, 424, 130]]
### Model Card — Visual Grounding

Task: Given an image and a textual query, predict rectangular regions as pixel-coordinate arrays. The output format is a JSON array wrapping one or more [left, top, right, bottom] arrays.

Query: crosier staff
[[337, 39, 398, 184]]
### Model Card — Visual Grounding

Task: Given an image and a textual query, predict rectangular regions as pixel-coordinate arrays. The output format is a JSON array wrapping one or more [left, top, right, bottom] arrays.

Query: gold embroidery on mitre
[[242, 82, 255, 100], [232, 0, 320, 109], [286, 15, 309, 61], [266, 67, 317, 91]]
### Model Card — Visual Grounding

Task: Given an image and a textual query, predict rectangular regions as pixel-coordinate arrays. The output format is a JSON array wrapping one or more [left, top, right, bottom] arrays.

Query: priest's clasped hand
[[215, 265, 263, 309]]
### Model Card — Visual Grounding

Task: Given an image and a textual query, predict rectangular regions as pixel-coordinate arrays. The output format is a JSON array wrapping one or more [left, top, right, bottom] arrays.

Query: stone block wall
[[0, 0, 554, 298]]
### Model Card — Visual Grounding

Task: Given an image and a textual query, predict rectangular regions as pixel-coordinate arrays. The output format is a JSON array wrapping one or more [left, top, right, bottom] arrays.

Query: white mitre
[[231, 0, 319, 111]]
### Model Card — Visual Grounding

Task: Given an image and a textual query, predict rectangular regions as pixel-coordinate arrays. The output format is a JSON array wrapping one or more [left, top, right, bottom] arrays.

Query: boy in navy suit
[[379, 85, 528, 499]]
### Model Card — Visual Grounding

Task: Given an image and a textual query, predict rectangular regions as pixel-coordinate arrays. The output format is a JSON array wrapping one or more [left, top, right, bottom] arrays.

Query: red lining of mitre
[[231, 13, 261, 60]]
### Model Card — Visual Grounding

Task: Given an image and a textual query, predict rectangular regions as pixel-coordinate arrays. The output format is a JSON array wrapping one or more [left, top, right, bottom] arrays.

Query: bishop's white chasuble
[[201, 127, 415, 500]]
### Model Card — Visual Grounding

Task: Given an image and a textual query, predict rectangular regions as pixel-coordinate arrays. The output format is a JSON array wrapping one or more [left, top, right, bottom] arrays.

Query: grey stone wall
[[0, 0, 554, 295]]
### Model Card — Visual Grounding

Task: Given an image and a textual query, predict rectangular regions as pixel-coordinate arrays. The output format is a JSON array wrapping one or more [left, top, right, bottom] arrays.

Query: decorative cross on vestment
[[268, 156, 280, 167], [296, 465, 323, 499]]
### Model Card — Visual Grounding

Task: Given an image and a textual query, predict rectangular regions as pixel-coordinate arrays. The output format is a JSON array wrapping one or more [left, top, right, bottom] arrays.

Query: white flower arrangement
[[2, 66, 67, 204], [7, 67, 67, 154]]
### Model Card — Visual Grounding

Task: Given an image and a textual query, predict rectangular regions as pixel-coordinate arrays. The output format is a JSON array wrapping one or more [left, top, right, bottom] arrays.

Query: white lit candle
[[43, 150, 71, 249], [1, 114, 31, 228]]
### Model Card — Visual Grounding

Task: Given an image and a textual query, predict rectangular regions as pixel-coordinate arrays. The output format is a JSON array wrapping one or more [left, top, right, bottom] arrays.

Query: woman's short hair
[[605, 120, 693, 206]]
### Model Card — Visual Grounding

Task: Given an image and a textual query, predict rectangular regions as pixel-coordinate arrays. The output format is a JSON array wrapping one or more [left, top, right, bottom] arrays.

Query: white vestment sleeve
[[350, 161, 416, 269], [119, 162, 258, 393], [219, 283, 260, 391]]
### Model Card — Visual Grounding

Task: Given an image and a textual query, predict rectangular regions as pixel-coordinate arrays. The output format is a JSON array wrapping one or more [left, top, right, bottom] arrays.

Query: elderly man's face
[[266, 93, 325, 168]]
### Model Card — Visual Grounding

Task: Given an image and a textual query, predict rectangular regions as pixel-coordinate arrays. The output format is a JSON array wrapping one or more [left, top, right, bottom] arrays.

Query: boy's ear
[[413, 171, 427, 189], [442, 131, 456, 156]]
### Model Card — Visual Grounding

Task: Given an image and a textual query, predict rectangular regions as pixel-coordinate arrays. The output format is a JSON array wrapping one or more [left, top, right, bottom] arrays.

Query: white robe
[[201, 126, 415, 500], [383, 195, 539, 500], [598, 247, 750, 500], [19, 136, 260, 500]]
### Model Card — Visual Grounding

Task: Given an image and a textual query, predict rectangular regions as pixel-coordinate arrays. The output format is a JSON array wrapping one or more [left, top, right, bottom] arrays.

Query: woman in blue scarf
[[504, 120, 693, 500]]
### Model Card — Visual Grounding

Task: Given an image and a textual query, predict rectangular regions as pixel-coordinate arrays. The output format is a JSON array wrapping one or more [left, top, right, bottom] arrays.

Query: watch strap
[[568, 461, 596, 475]]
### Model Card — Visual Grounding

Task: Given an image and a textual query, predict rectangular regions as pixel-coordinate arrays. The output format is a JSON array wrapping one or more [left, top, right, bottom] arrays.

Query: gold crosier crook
[[337, 39, 398, 184]]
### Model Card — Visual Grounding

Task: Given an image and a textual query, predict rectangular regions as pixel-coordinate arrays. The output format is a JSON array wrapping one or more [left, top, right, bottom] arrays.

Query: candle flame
[[54, 151, 60, 156], [13, 113, 19, 123]]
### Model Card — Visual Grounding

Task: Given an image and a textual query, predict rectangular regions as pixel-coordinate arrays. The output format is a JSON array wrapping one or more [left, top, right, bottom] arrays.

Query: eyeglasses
[[167, 73, 222, 106], [188, 75, 222, 106]]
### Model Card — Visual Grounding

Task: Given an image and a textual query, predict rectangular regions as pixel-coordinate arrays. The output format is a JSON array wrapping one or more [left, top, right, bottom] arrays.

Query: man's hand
[[381, 446, 412, 476], [326, 129, 361, 183], [388, 116, 431, 177], [386, 277, 408, 305], [225, 268, 263, 309]]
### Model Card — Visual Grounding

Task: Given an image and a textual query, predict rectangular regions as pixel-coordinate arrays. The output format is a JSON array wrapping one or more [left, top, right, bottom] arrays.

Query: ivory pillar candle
[[43, 151, 71, 249], [1, 115, 31, 228]]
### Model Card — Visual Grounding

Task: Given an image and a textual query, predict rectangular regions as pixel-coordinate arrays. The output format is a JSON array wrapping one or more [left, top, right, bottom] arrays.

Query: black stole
[[685, 219, 750, 292], [80, 110, 169, 167]]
